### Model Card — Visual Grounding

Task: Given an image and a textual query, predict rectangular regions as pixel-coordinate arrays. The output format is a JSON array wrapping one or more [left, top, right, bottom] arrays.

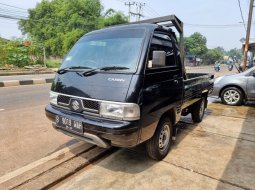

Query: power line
[[145, 5, 160, 17], [185, 23, 247, 27], [0, 2, 27, 11], [0, 9, 28, 19], [0, 13, 27, 20], [237, 0, 247, 31], [0, 7, 28, 15], [143, 6, 158, 18]]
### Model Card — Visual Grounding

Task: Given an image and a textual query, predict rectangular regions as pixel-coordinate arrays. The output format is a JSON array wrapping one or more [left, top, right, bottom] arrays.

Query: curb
[[0, 78, 54, 87], [0, 71, 55, 76], [0, 140, 114, 190]]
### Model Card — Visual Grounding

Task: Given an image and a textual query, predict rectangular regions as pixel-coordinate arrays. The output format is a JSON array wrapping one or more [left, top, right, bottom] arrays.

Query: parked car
[[212, 66, 255, 106], [45, 15, 214, 160]]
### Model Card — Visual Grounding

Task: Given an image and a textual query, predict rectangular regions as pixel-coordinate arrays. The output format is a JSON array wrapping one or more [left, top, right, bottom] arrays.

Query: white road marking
[[0, 109, 4, 112], [0, 141, 85, 184]]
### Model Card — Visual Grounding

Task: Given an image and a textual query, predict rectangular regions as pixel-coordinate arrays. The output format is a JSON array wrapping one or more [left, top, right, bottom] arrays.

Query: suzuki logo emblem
[[72, 100, 80, 111]]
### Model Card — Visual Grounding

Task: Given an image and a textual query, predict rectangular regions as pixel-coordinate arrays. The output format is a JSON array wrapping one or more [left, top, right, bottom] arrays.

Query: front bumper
[[210, 84, 221, 97], [45, 105, 140, 148]]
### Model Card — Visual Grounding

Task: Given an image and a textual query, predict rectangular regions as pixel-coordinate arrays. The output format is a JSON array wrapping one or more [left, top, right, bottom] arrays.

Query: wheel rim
[[159, 124, 170, 151], [199, 99, 205, 118], [223, 90, 240, 104]]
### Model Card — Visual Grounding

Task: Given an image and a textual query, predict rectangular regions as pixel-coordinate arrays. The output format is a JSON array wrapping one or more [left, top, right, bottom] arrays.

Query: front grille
[[56, 94, 100, 113], [57, 95, 71, 105], [83, 99, 100, 111]]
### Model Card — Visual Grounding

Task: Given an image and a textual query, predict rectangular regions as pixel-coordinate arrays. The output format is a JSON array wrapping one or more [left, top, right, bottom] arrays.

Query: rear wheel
[[191, 98, 206, 123], [221, 87, 243, 106], [146, 118, 173, 160]]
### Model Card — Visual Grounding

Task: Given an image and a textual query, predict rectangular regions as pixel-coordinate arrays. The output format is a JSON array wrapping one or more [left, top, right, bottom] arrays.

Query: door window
[[148, 33, 176, 68]]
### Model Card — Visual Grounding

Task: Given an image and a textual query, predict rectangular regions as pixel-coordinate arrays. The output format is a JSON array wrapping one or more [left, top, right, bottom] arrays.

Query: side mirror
[[151, 51, 166, 68]]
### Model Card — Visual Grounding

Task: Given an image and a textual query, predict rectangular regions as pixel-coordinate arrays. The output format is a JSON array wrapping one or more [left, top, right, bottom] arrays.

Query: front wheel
[[221, 87, 243, 106], [146, 118, 173, 160]]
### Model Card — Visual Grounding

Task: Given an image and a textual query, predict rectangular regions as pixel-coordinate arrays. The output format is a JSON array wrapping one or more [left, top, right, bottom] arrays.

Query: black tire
[[146, 118, 173, 160], [221, 87, 243, 106], [191, 98, 206, 123], [228, 65, 233, 71]]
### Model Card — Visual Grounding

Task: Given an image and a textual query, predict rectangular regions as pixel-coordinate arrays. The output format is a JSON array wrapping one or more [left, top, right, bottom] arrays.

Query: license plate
[[55, 116, 83, 134]]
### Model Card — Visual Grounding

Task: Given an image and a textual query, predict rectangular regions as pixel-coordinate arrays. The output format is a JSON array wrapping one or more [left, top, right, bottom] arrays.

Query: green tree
[[227, 48, 242, 61], [215, 46, 226, 55], [203, 48, 224, 65], [184, 32, 208, 56], [19, 0, 127, 57], [98, 9, 128, 28]]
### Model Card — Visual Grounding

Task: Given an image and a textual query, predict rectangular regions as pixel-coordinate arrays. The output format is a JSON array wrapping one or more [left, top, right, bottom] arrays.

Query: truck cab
[[45, 15, 213, 160]]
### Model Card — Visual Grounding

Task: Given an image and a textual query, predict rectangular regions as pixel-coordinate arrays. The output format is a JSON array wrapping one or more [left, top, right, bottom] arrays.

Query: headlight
[[214, 76, 223, 84], [100, 102, 140, 121], [50, 91, 58, 105]]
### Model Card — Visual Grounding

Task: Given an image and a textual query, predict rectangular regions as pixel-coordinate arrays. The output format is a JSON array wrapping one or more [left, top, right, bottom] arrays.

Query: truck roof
[[86, 23, 159, 36], [86, 15, 183, 36]]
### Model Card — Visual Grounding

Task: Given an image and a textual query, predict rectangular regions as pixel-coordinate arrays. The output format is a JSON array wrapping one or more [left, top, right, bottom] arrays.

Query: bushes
[[46, 60, 61, 68], [0, 40, 44, 68]]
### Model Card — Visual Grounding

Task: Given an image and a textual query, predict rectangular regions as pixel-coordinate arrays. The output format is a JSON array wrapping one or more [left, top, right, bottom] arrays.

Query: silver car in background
[[211, 66, 255, 106]]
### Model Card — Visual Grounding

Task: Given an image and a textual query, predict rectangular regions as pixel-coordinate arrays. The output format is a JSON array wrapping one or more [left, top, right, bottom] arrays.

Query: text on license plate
[[55, 115, 83, 134]]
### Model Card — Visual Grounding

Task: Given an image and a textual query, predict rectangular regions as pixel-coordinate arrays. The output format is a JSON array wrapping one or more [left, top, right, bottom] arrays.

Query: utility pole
[[43, 47, 46, 68], [127, 2, 145, 21], [136, 2, 145, 21], [243, 0, 254, 70], [125, 1, 135, 22], [133, 3, 145, 21]]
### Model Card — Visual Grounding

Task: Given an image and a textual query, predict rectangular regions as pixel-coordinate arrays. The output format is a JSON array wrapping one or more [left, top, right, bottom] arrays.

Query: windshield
[[60, 29, 145, 73]]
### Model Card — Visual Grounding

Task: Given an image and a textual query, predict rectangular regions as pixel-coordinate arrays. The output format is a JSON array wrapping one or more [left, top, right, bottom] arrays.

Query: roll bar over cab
[[45, 15, 214, 160]]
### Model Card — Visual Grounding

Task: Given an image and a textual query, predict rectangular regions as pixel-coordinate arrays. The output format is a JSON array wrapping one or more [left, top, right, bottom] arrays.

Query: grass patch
[[46, 60, 61, 68]]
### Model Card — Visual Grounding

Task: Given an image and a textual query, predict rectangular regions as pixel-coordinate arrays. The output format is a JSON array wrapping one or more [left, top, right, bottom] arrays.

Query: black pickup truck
[[45, 15, 214, 160]]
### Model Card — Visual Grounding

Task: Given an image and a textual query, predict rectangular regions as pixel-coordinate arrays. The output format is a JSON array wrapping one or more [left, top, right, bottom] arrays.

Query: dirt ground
[[56, 100, 255, 190]]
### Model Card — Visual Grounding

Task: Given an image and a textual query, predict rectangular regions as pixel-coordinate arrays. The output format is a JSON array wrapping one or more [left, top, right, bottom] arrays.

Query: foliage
[[19, 0, 128, 57], [202, 48, 224, 64], [98, 9, 128, 28], [184, 32, 208, 56], [0, 39, 43, 67], [227, 48, 242, 61], [215, 46, 226, 55], [0, 37, 9, 43], [46, 59, 61, 68]]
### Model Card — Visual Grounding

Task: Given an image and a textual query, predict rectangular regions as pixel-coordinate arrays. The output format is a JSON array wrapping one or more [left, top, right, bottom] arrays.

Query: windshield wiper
[[83, 66, 130, 76], [57, 66, 92, 74]]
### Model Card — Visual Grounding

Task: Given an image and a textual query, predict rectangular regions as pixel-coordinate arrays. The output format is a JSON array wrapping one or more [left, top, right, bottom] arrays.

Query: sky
[[0, 0, 254, 50]]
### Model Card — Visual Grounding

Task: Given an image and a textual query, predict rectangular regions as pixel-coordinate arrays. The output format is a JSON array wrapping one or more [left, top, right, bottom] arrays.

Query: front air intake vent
[[57, 95, 71, 105], [82, 99, 100, 111]]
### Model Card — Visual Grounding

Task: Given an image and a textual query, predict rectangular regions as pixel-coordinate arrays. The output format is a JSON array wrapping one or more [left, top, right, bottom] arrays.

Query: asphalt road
[[0, 84, 75, 176]]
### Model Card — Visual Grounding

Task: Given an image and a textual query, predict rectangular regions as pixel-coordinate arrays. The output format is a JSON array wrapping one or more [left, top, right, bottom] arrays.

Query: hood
[[51, 72, 133, 102], [221, 71, 247, 79]]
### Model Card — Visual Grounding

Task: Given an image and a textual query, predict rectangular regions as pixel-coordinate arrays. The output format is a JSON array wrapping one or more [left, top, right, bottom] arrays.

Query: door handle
[[174, 80, 179, 84]]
